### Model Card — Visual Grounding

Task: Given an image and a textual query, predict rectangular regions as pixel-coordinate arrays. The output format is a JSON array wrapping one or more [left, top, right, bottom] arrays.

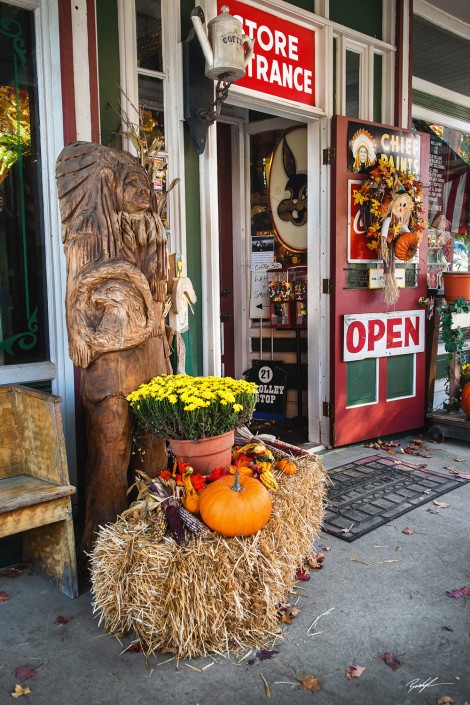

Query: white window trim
[[414, 0, 470, 40], [117, 0, 184, 254], [0, 0, 76, 477]]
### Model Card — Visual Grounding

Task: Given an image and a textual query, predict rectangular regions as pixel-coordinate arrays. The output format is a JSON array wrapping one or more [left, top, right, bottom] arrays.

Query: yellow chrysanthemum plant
[[127, 374, 258, 441]]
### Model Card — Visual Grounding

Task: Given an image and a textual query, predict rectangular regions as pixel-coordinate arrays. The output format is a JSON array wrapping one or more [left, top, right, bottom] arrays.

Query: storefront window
[[345, 50, 360, 118], [0, 3, 49, 365], [136, 0, 162, 73], [413, 120, 470, 283]]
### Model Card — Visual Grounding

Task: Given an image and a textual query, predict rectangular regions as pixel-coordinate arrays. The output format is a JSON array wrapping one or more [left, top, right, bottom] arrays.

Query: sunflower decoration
[[353, 165, 427, 306]]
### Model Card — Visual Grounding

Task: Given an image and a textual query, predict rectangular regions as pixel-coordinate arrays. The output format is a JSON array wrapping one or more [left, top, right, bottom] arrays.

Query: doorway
[[217, 113, 317, 443]]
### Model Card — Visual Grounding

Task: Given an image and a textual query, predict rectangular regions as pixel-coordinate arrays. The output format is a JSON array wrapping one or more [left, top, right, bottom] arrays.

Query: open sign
[[343, 310, 425, 361]]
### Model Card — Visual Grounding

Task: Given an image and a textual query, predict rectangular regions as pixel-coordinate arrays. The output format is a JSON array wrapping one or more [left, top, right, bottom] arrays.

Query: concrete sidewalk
[[1, 433, 469, 705]]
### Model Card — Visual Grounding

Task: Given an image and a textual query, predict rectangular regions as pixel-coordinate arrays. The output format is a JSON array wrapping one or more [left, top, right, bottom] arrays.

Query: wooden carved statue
[[56, 142, 172, 553]]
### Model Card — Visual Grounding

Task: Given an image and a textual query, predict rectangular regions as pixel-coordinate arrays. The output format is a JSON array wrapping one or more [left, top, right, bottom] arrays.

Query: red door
[[217, 123, 235, 377], [330, 116, 430, 447]]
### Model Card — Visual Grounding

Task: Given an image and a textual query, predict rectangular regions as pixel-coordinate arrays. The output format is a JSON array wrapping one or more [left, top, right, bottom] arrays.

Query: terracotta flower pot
[[442, 272, 470, 303], [168, 429, 235, 476]]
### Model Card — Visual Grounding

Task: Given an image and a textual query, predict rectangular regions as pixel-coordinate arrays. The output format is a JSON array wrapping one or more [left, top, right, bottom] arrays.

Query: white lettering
[[274, 29, 287, 57], [270, 59, 282, 85], [293, 66, 303, 91], [258, 25, 274, 51], [304, 69, 313, 94], [288, 34, 299, 60], [256, 55, 269, 81], [282, 62, 293, 88]]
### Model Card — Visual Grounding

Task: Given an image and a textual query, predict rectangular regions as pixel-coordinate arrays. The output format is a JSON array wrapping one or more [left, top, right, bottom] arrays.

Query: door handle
[[220, 313, 231, 321]]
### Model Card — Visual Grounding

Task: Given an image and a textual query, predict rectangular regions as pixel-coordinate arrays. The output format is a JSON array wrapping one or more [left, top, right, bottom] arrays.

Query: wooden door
[[330, 116, 430, 447], [217, 122, 235, 377]]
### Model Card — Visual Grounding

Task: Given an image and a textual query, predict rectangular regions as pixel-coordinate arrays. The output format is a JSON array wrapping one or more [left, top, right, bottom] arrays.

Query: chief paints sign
[[343, 310, 425, 361], [217, 0, 315, 106]]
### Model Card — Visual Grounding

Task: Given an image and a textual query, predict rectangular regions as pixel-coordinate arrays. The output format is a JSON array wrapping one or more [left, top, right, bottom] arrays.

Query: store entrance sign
[[217, 0, 315, 106], [343, 311, 425, 361]]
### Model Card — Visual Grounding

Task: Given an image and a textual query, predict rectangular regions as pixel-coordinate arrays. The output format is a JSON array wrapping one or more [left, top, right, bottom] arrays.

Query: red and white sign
[[217, 0, 316, 106], [348, 180, 379, 262], [343, 310, 425, 361]]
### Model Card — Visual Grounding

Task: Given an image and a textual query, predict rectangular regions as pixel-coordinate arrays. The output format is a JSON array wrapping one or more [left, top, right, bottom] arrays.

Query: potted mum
[[127, 374, 258, 474]]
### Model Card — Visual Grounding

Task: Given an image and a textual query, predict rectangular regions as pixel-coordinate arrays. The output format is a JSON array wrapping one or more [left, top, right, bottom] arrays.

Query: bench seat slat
[[0, 474, 75, 513]]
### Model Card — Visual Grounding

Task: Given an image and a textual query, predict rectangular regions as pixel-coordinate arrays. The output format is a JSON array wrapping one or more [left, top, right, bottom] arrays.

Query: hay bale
[[90, 453, 328, 658]]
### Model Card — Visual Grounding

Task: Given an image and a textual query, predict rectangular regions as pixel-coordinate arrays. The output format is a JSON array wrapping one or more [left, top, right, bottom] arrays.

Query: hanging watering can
[[191, 5, 254, 81]]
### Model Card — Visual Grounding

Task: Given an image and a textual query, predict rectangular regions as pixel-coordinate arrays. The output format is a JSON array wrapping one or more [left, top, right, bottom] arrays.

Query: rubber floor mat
[[322, 454, 469, 542]]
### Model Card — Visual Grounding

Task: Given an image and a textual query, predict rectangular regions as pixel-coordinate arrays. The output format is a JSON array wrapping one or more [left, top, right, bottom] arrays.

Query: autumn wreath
[[354, 165, 427, 305]]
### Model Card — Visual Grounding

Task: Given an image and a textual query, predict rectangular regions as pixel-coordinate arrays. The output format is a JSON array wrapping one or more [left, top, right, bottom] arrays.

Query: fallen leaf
[[55, 615, 73, 626], [446, 586, 470, 599], [296, 568, 310, 581], [306, 552, 325, 569], [437, 697, 454, 705], [454, 457, 466, 462], [445, 466, 459, 474], [348, 556, 369, 565], [160, 646, 176, 655], [11, 684, 31, 698], [433, 500, 449, 508], [279, 614, 293, 624], [426, 507, 440, 514], [256, 649, 278, 661], [402, 527, 415, 535], [121, 642, 142, 653], [395, 545, 401, 552], [376, 652, 401, 670], [14, 666, 37, 681], [345, 665, 367, 679], [260, 672, 271, 698], [319, 545, 331, 551], [298, 674, 321, 692], [0, 567, 23, 578], [0, 591, 9, 602]]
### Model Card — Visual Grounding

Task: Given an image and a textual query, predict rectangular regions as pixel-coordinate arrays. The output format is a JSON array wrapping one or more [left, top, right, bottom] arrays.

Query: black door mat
[[323, 454, 470, 542]]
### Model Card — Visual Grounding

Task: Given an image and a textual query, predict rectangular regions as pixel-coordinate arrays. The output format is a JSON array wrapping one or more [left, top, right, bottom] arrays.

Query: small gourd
[[394, 232, 420, 261], [277, 458, 297, 475], [200, 468, 272, 537], [461, 382, 470, 417], [181, 466, 201, 514]]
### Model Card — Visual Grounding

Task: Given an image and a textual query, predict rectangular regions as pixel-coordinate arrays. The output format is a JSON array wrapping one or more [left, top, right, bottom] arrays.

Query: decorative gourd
[[229, 464, 254, 477], [181, 466, 201, 514], [199, 468, 272, 537], [394, 232, 420, 261], [277, 458, 297, 474], [461, 382, 470, 417]]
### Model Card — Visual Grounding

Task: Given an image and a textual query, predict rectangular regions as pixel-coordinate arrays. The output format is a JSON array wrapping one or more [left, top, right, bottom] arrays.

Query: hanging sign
[[347, 122, 421, 177], [244, 361, 289, 419], [217, 0, 316, 106], [343, 310, 425, 361]]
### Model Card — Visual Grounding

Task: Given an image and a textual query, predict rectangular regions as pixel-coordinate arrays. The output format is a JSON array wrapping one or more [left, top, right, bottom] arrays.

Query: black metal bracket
[[182, 7, 234, 154]]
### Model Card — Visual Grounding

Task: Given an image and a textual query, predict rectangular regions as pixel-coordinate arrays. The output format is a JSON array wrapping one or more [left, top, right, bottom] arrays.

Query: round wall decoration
[[268, 126, 308, 252]]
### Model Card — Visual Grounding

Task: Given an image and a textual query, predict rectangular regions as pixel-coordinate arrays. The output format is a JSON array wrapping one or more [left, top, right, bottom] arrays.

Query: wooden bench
[[0, 385, 78, 597]]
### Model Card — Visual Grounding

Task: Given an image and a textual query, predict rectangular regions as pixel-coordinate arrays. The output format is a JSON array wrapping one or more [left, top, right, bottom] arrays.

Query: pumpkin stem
[[231, 467, 244, 493]]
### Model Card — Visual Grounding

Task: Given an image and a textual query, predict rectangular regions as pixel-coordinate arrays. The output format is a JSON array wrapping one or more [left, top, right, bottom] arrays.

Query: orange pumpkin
[[277, 458, 297, 474], [199, 469, 272, 537], [394, 232, 420, 261], [461, 382, 470, 417]]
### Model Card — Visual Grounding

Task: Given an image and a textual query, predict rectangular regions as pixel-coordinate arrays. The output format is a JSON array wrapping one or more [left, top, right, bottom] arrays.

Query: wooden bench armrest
[[0, 475, 76, 513]]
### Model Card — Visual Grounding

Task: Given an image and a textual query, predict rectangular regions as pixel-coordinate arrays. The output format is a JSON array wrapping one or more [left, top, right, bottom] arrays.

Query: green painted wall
[[329, 0, 382, 40], [96, 0, 121, 147], [183, 127, 203, 375]]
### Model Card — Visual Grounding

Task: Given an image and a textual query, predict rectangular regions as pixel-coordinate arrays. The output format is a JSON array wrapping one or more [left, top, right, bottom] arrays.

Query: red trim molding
[[58, 0, 77, 144]]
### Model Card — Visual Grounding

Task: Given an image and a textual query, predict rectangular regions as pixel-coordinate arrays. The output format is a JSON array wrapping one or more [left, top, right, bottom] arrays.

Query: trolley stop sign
[[244, 361, 288, 419], [343, 310, 425, 361]]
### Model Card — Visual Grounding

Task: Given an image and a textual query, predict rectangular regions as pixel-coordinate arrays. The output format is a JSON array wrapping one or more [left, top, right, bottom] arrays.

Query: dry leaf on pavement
[[437, 697, 454, 705], [345, 665, 366, 679], [14, 665, 37, 681], [298, 674, 321, 692], [0, 591, 9, 602], [402, 527, 415, 535], [376, 652, 401, 670], [11, 684, 31, 698], [55, 615, 73, 626], [433, 500, 449, 508]]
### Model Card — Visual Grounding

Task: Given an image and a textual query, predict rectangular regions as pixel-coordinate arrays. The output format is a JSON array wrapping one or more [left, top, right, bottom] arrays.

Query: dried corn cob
[[163, 497, 186, 545], [178, 506, 208, 536]]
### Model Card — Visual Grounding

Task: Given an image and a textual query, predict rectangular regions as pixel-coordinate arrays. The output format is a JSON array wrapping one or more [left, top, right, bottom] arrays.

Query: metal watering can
[[191, 5, 254, 81]]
